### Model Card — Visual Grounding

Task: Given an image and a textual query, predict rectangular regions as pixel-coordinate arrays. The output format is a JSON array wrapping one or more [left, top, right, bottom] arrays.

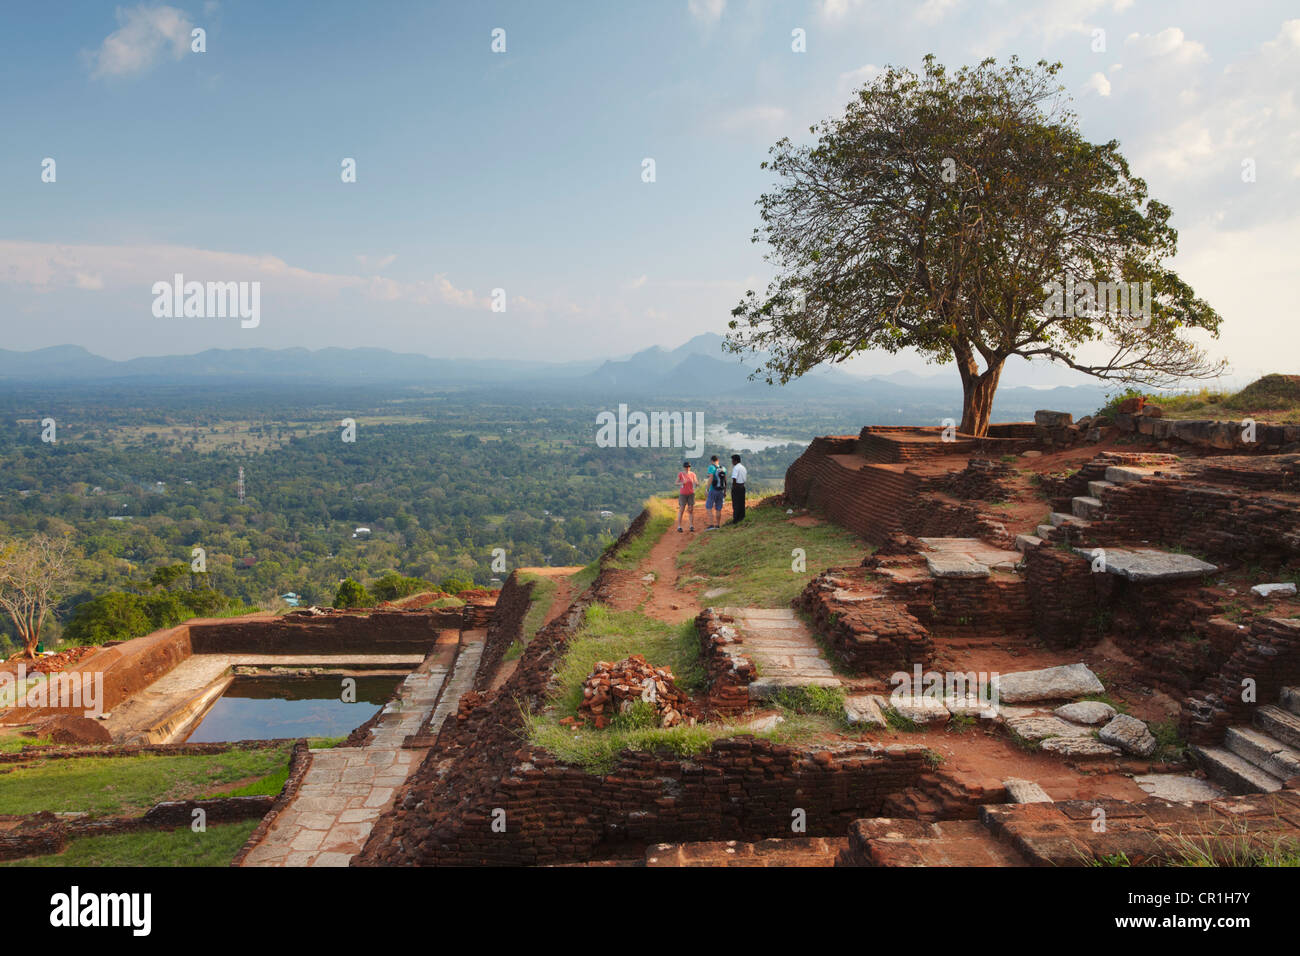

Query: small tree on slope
[[727, 56, 1224, 436], [0, 534, 76, 659]]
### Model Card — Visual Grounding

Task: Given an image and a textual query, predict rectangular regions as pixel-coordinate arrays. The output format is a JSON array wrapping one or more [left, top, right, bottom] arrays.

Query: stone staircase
[[1036, 464, 1156, 539], [1193, 686, 1300, 793]]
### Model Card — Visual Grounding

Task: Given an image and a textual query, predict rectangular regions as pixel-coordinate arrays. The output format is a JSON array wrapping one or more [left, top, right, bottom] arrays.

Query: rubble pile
[[571, 654, 695, 729]]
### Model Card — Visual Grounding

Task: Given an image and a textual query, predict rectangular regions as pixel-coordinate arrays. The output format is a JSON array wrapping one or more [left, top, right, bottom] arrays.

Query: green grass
[[1099, 374, 1300, 424], [548, 604, 706, 716], [517, 571, 559, 648], [527, 603, 729, 773], [0, 743, 293, 816], [603, 497, 677, 572], [307, 735, 346, 749], [0, 819, 259, 867], [678, 499, 871, 607], [768, 685, 846, 720], [0, 732, 54, 753]]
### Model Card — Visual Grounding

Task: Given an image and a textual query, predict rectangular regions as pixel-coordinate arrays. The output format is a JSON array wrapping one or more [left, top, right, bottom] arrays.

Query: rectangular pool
[[184, 674, 401, 743]]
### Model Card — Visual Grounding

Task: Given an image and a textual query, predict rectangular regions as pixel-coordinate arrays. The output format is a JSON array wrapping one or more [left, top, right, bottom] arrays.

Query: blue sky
[[2, 1, 1297, 388]]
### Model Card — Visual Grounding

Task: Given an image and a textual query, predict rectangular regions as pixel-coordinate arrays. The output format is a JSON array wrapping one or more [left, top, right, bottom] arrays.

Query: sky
[[1, 0, 1296, 389]]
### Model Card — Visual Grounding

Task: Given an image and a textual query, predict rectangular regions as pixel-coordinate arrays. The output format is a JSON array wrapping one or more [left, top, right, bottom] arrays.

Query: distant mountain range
[[0, 334, 1113, 420]]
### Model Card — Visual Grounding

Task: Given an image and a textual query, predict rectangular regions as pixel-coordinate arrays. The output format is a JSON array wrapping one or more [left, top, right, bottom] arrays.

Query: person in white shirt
[[729, 454, 748, 524]]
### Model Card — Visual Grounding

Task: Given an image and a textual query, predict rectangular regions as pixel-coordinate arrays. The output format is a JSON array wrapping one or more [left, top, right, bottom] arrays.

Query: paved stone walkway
[[240, 640, 482, 867], [719, 607, 840, 700]]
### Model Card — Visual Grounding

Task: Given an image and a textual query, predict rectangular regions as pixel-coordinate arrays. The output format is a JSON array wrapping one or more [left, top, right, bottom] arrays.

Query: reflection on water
[[704, 423, 802, 453], [185, 675, 400, 743]]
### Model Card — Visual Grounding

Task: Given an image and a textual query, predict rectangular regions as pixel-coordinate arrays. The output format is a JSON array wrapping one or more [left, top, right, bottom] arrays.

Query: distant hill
[[0, 336, 1114, 420]]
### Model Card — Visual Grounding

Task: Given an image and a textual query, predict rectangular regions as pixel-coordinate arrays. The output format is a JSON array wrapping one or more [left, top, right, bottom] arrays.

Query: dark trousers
[[731, 483, 746, 522]]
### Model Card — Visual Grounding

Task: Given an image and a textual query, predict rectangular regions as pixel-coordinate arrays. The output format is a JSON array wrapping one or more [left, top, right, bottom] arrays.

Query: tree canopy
[[729, 55, 1224, 435]]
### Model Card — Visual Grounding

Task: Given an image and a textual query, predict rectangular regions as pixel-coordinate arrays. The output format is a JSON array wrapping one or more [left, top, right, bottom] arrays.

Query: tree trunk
[[958, 360, 1004, 438]]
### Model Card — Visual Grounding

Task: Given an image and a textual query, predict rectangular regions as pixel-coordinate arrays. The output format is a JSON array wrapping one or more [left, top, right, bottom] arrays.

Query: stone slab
[[1073, 547, 1217, 582], [995, 663, 1105, 703]]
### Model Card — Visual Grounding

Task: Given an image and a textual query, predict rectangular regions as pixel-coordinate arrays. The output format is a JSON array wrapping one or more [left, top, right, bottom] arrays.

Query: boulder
[[1098, 713, 1158, 757], [1034, 410, 1073, 428], [1251, 582, 1297, 599], [1138, 403, 1164, 418], [1040, 736, 1122, 758], [844, 694, 886, 728], [1006, 714, 1093, 742], [995, 663, 1105, 703], [1054, 700, 1116, 725], [887, 695, 949, 724]]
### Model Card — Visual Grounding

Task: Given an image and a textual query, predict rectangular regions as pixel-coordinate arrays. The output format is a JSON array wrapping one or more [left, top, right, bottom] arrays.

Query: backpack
[[711, 468, 727, 491]]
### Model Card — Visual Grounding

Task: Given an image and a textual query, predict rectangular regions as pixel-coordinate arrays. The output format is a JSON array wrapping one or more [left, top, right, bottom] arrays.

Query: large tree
[[0, 534, 76, 659], [728, 56, 1224, 436]]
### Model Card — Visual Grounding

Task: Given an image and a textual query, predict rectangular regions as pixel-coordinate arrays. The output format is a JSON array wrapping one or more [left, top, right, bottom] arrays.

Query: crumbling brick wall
[[473, 571, 535, 693], [1181, 617, 1300, 744], [795, 568, 932, 673], [1023, 544, 1101, 648], [695, 608, 757, 717]]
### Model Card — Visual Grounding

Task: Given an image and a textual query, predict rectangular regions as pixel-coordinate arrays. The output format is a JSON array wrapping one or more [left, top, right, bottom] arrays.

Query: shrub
[[332, 578, 373, 609]]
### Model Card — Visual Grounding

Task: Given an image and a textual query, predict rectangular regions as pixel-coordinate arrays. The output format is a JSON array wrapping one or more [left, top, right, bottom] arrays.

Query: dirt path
[[608, 501, 734, 625]]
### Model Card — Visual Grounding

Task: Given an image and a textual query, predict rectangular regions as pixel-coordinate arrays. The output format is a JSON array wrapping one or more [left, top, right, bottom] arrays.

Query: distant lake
[[705, 423, 803, 453]]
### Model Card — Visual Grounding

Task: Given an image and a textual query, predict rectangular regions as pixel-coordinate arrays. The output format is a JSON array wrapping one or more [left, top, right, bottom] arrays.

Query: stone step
[[1014, 533, 1043, 553], [1281, 686, 1300, 718], [1049, 512, 1089, 528], [1035, 524, 1056, 539], [1071, 496, 1103, 520], [1224, 726, 1300, 781], [1087, 480, 1116, 498], [1105, 465, 1157, 484], [1192, 745, 1285, 794], [1255, 704, 1300, 752], [1003, 778, 1053, 804]]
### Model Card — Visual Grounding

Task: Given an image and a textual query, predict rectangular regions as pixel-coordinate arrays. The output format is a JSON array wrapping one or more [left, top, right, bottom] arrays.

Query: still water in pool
[[185, 675, 401, 743]]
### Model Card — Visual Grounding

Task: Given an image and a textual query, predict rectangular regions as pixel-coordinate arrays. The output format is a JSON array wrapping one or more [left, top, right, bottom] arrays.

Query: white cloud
[[356, 253, 398, 272], [1082, 71, 1112, 96], [687, 0, 725, 25], [1124, 27, 1210, 65], [916, 0, 962, 26], [88, 4, 195, 79], [838, 63, 882, 95], [0, 240, 485, 309], [629, 274, 648, 289]]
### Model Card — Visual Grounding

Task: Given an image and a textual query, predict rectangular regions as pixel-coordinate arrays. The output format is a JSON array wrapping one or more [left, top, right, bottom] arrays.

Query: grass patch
[[1100, 375, 1300, 424], [548, 604, 706, 716], [884, 707, 921, 732], [603, 497, 677, 572], [527, 603, 721, 773], [678, 498, 870, 607], [0, 743, 292, 817], [1, 819, 259, 867], [768, 685, 846, 720], [1148, 718, 1187, 762], [307, 735, 346, 749], [0, 732, 54, 753], [517, 571, 559, 647]]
